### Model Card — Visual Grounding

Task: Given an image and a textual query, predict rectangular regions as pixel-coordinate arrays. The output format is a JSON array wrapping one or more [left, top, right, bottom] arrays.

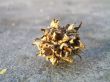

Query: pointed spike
[[74, 21, 82, 31]]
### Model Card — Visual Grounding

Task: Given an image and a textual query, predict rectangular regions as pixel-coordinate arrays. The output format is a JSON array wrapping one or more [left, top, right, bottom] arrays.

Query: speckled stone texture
[[0, 0, 110, 82]]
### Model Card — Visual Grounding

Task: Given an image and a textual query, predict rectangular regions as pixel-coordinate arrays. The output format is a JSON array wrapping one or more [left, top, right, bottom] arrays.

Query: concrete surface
[[0, 0, 110, 82]]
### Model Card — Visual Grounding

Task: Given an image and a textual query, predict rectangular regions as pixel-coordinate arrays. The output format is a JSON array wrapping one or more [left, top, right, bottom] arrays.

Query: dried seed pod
[[33, 19, 85, 65]]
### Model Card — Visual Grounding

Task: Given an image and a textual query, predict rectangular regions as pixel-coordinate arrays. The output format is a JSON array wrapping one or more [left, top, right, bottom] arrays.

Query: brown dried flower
[[33, 19, 85, 65]]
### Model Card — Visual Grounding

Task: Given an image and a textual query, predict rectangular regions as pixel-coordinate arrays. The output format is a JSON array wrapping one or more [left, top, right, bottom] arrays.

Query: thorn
[[74, 21, 82, 31]]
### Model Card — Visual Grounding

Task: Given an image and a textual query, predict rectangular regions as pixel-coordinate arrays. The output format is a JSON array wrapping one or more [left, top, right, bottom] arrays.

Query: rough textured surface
[[0, 0, 110, 82]]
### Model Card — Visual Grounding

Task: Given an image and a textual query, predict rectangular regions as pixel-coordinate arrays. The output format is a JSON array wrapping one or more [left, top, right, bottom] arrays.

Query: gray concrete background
[[0, 0, 110, 82]]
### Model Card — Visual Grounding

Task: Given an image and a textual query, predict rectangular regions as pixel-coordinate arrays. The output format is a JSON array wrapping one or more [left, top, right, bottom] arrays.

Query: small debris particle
[[0, 69, 7, 75]]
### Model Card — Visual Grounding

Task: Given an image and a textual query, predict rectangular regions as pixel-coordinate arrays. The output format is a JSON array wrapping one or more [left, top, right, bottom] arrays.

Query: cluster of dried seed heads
[[33, 19, 85, 65]]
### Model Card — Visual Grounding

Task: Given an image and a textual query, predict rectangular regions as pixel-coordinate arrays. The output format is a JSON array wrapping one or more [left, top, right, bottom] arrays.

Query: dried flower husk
[[33, 19, 85, 65]]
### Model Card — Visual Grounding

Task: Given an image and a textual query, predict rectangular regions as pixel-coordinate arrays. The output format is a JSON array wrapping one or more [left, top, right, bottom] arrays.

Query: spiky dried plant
[[33, 19, 85, 65]]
